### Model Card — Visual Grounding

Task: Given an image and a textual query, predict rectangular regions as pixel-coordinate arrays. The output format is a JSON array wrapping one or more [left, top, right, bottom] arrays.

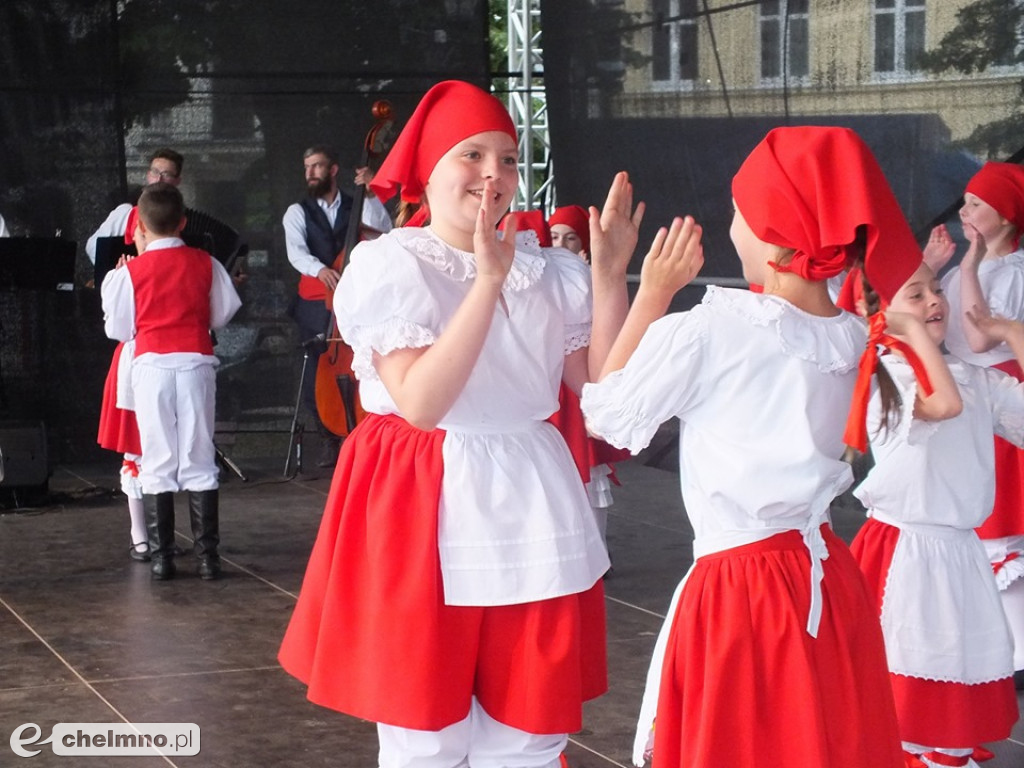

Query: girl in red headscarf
[[278, 81, 641, 768], [932, 162, 1024, 689], [848, 256, 1022, 768], [582, 126, 920, 768]]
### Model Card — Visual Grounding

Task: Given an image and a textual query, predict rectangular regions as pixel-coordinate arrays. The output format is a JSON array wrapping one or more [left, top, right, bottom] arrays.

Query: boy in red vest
[[102, 182, 242, 580]]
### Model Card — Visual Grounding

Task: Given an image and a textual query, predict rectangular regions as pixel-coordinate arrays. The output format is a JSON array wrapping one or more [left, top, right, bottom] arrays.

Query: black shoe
[[129, 541, 151, 563], [197, 556, 222, 581], [151, 556, 176, 580]]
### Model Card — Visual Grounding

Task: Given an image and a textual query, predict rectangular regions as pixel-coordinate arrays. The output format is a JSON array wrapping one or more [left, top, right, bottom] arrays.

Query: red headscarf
[[548, 205, 590, 253], [498, 210, 551, 247], [965, 162, 1024, 245], [732, 126, 920, 303], [732, 126, 928, 452], [369, 80, 517, 205]]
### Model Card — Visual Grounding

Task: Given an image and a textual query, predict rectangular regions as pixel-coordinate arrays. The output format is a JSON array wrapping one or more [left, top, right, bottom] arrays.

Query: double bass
[[314, 101, 395, 437]]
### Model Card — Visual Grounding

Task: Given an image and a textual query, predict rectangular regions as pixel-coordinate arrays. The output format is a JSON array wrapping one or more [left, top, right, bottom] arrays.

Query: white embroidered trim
[[703, 286, 863, 374], [347, 318, 437, 382], [395, 228, 546, 292], [565, 324, 591, 355]]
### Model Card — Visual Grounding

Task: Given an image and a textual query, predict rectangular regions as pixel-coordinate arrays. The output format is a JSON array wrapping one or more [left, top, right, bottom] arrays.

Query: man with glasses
[[85, 148, 184, 264]]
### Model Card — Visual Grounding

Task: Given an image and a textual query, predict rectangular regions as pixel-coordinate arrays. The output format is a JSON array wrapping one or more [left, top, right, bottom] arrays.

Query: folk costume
[[582, 127, 913, 768], [278, 81, 608, 768], [942, 162, 1024, 676], [851, 355, 1020, 766], [102, 235, 241, 579]]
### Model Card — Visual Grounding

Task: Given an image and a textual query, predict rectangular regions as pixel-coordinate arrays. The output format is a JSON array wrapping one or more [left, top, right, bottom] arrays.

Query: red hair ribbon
[[843, 313, 935, 452]]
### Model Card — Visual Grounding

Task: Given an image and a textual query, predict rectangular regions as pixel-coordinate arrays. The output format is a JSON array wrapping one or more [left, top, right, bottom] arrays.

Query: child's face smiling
[[424, 131, 519, 247], [888, 263, 948, 346]]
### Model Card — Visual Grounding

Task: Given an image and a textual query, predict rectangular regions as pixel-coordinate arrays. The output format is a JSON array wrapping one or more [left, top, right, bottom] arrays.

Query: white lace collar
[[704, 285, 866, 374], [392, 227, 546, 292]]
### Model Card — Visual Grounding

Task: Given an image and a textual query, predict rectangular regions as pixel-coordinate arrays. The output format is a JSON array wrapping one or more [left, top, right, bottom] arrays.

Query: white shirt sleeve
[[581, 309, 711, 453], [100, 265, 136, 342], [209, 258, 242, 329], [361, 195, 393, 233], [86, 204, 133, 264], [0, 214, 9, 238], [282, 203, 326, 278]]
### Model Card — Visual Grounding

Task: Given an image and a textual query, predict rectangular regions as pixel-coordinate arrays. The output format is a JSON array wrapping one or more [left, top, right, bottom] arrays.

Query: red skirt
[[96, 342, 142, 456], [978, 359, 1024, 539], [651, 527, 903, 768], [278, 413, 607, 733], [851, 518, 1019, 747]]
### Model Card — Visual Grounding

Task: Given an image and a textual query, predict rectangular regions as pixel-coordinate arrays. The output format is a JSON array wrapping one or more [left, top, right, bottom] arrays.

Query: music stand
[[0, 237, 76, 291], [93, 231, 216, 288]]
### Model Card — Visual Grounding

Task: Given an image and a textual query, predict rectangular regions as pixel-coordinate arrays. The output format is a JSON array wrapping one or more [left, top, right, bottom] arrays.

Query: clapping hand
[[589, 171, 645, 278]]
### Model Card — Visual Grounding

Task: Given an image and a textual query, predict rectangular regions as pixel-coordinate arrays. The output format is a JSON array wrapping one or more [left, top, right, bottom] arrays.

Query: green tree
[[920, 0, 1024, 158]]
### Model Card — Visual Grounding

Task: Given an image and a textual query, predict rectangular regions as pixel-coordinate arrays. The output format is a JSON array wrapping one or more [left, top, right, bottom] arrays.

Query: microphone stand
[[283, 333, 325, 477]]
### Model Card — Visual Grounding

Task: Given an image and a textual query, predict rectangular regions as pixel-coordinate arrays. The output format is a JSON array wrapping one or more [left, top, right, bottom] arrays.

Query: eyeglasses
[[147, 168, 179, 181]]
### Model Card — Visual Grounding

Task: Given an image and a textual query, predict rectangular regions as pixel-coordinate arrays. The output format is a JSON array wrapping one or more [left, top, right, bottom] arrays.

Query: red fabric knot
[[843, 313, 935, 452], [921, 751, 971, 767], [121, 459, 140, 477], [993, 551, 1021, 575]]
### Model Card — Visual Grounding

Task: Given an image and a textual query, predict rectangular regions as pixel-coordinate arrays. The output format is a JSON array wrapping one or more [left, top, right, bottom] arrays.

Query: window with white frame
[[652, 0, 698, 84], [874, 0, 926, 75], [760, 0, 809, 81]]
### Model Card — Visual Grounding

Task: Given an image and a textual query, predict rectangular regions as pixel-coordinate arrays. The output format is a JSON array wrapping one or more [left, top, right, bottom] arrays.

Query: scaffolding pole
[[506, 0, 554, 213]]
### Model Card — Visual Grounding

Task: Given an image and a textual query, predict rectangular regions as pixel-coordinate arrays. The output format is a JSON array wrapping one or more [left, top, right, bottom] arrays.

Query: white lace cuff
[[565, 323, 591, 355], [347, 317, 437, 381]]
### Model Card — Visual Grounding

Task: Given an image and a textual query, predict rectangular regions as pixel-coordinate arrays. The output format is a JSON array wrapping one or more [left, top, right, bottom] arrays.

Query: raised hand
[[961, 226, 987, 270], [966, 305, 1024, 345], [589, 171, 645, 278], [639, 216, 704, 300], [473, 178, 516, 285], [923, 224, 956, 273]]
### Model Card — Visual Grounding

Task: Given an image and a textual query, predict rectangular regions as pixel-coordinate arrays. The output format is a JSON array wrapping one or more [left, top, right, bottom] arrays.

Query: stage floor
[[2, 445, 1022, 767]]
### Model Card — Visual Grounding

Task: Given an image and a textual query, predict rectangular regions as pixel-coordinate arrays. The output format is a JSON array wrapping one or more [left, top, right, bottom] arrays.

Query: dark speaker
[[0, 421, 49, 487]]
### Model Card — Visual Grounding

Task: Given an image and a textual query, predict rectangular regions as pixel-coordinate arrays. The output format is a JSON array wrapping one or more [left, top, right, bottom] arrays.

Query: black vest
[[299, 194, 353, 268]]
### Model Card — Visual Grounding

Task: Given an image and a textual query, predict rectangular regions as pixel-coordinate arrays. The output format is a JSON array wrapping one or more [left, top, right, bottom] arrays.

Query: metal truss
[[506, 0, 554, 214]]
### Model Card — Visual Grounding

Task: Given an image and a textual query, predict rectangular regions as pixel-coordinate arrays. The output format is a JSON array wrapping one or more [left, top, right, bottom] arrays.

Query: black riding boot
[[189, 489, 221, 580], [145, 492, 176, 580]]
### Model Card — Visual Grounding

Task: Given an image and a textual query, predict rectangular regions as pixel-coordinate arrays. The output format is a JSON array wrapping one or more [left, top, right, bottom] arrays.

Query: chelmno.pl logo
[[9, 723, 200, 757]]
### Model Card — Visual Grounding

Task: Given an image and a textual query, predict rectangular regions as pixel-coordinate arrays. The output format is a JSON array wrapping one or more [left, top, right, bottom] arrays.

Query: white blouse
[[943, 248, 1024, 367], [853, 355, 1023, 683], [335, 227, 608, 607], [582, 286, 866, 561], [856, 355, 1024, 530]]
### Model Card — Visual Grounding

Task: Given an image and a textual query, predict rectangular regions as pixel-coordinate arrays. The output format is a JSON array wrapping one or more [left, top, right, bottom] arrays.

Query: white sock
[[128, 495, 147, 549]]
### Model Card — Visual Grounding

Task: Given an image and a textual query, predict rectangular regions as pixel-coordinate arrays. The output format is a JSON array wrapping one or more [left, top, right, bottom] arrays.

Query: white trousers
[[377, 698, 566, 768], [131, 363, 218, 494]]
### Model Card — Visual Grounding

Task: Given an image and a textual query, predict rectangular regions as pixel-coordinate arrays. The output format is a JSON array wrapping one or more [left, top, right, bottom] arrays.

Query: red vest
[[128, 245, 214, 356]]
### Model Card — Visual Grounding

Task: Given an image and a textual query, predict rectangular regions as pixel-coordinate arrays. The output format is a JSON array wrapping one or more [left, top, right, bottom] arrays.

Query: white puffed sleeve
[[581, 308, 710, 454], [986, 263, 1024, 321], [545, 248, 593, 355], [984, 366, 1024, 447], [334, 236, 441, 382]]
